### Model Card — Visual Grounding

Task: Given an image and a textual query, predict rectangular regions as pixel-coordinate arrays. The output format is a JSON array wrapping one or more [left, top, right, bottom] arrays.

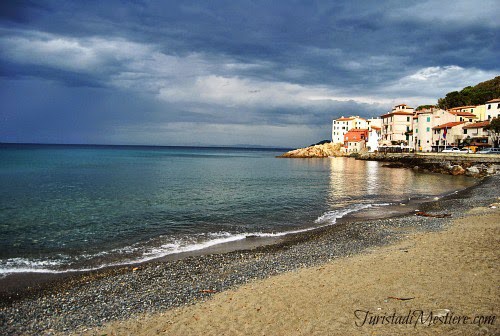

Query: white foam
[[0, 202, 390, 275]]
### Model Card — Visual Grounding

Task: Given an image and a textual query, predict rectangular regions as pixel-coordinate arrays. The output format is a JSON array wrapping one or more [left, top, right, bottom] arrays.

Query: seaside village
[[334, 98, 499, 153]]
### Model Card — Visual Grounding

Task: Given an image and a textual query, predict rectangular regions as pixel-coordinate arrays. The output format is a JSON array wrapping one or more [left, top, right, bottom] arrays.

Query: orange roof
[[432, 121, 465, 130], [344, 129, 368, 142], [462, 121, 490, 129], [414, 110, 434, 118], [450, 106, 476, 110], [336, 116, 367, 122], [371, 126, 381, 129], [380, 111, 414, 118], [486, 98, 500, 103], [448, 111, 477, 117]]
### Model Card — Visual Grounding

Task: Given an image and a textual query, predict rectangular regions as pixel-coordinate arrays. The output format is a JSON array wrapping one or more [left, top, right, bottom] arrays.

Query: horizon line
[[0, 142, 293, 150]]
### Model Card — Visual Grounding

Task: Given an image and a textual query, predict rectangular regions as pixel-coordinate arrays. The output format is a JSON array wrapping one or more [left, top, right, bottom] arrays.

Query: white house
[[380, 104, 414, 145], [412, 109, 435, 152], [462, 120, 492, 149], [432, 121, 467, 151], [485, 98, 500, 120], [331, 116, 368, 144]]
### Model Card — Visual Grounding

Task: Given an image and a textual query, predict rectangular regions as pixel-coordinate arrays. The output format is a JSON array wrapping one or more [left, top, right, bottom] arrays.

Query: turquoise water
[[0, 144, 475, 273]]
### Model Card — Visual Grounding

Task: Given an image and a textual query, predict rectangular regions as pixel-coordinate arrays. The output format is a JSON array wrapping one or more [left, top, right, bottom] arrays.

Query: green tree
[[416, 104, 436, 111], [437, 76, 500, 109]]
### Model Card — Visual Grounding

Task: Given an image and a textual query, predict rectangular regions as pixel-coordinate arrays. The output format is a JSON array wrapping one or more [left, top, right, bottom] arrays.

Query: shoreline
[[0, 176, 471, 301], [1, 176, 498, 334], [93, 195, 499, 336]]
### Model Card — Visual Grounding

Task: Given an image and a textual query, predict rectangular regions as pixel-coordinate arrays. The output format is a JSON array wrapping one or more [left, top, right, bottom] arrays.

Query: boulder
[[465, 166, 480, 177], [278, 143, 345, 158], [450, 165, 465, 175]]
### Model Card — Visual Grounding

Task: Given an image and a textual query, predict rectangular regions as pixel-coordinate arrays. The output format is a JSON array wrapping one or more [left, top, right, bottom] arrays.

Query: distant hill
[[437, 76, 500, 109]]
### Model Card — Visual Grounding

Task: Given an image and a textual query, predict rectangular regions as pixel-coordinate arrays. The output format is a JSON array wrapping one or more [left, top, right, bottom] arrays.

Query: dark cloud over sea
[[0, 1, 498, 147]]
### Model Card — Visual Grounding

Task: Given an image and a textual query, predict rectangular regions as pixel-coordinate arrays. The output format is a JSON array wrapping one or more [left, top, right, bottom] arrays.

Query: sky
[[0, 1, 498, 148]]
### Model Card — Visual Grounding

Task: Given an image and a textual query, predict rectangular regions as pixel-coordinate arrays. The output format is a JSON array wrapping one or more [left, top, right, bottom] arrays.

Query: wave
[[0, 202, 390, 276]]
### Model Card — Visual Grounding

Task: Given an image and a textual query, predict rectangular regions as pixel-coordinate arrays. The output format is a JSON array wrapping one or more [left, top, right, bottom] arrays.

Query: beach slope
[[92, 206, 499, 335]]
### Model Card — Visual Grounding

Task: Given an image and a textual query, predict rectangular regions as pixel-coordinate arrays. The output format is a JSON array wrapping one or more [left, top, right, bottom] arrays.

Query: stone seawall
[[357, 152, 500, 177]]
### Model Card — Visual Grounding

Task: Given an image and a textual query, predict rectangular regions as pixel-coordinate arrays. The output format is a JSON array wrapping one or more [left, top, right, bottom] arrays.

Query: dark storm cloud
[[0, 1, 498, 146]]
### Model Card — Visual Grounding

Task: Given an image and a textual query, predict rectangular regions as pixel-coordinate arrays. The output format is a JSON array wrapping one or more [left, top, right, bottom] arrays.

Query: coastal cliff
[[278, 142, 345, 158]]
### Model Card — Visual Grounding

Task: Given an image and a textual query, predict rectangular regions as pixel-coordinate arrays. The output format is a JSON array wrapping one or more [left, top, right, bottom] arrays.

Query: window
[[488, 104, 491, 110], [407, 117, 410, 122], [416, 129, 418, 133], [464, 129, 467, 134], [497, 104, 500, 109], [426, 127, 430, 132], [427, 117, 431, 122]]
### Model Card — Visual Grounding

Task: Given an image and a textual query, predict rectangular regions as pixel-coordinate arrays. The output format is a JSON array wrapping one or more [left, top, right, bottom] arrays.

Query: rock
[[450, 165, 465, 175], [487, 164, 500, 175], [278, 143, 345, 158], [465, 166, 480, 176]]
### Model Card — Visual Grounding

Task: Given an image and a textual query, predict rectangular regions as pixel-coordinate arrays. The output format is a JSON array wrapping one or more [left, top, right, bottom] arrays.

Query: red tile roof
[[449, 106, 476, 110], [462, 121, 490, 129], [486, 98, 500, 103], [344, 129, 368, 142], [347, 128, 369, 132], [336, 116, 366, 121], [448, 111, 477, 117], [432, 121, 466, 130], [380, 111, 414, 118]]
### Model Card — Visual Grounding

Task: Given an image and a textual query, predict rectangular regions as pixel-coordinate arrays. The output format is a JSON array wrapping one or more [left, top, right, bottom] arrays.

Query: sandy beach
[[89, 192, 500, 335]]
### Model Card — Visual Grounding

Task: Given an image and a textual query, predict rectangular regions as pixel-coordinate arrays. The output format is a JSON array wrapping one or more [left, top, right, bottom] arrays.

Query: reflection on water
[[327, 157, 474, 209]]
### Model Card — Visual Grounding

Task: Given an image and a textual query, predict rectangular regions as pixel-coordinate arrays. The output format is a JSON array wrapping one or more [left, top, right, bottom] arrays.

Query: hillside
[[437, 76, 500, 109]]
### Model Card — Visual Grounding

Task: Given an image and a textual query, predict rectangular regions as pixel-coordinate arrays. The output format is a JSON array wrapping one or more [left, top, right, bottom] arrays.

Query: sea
[[0, 144, 476, 276]]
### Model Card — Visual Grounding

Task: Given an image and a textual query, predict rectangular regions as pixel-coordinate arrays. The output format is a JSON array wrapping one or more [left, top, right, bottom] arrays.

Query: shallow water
[[0, 144, 475, 273]]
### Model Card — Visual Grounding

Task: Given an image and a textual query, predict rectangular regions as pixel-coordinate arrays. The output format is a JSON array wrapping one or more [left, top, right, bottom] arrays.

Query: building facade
[[462, 120, 491, 150], [432, 121, 466, 150], [343, 129, 369, 153], [412, 109, 435, 152], [485, 98, 500, 120], [331, 116, 368, 144], [380, 104, 414, 145]]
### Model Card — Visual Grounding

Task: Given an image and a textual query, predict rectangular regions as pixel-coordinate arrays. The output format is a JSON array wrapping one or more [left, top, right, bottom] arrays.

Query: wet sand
[[90, 203, 500, 336]]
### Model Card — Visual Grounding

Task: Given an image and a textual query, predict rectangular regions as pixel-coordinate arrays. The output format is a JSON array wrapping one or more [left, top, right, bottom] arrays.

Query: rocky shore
[[277, 142, 345, 158], [357, 152, 500, 177], [279, 143, 500, 177], [1, 176, 498, 335]]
